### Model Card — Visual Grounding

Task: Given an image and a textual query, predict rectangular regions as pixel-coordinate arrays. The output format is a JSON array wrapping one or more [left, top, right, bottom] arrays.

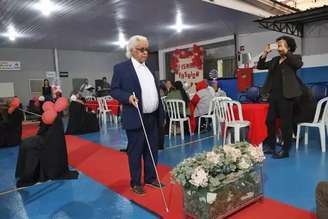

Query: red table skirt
[[85, 100, 120, 116], [234, 103, 269, 145]]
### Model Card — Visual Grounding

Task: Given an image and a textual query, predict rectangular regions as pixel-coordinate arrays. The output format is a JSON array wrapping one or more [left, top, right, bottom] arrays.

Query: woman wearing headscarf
[[166, 81, 190, 115]]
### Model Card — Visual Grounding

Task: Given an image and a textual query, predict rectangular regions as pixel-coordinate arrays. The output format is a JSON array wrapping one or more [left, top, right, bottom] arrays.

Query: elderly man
[[110, 35, 164, 195]]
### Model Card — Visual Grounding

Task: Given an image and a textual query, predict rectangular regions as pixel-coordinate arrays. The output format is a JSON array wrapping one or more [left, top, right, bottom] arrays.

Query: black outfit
[[0, 109, 23, 148], [42, 86, 52, 101], [15, 117, 79, 187], [258, 52, 303, 154], [65, 101, 99, 135], [126, 112, 158, 186]]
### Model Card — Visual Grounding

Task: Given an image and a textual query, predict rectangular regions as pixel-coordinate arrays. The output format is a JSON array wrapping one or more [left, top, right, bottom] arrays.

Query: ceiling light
[[168, 10, 192, 33], [112, 32, 127, 48], [33, 0, 60, 16], [1, 25, 20, 42]]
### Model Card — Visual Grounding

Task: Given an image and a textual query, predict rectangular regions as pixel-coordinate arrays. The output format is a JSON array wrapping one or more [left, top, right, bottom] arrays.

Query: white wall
[[58, 49, 125, 98], [0, 48, 126, 105], [303, 20, 328, 56], [0, 48, 54, 104]]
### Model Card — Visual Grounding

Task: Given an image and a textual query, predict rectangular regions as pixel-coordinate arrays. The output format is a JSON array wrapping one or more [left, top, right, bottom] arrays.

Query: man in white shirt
[[110, 35, 164, 196]]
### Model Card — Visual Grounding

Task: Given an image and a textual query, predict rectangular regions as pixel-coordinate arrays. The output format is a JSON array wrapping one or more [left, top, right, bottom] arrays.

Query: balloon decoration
[[54, 97, 68, 112], [42, 109, 58, 125], [40, 96, 68, 124], [42, 101, 55, 112], [170, 44, 204, 83]]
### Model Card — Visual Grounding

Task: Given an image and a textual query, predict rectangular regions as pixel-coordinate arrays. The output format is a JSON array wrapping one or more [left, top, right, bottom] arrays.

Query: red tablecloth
[[85, 99, 121, 116], [234, 103, 269, 145]]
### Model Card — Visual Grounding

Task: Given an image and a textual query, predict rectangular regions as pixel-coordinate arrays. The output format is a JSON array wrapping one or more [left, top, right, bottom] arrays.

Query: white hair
[[126, 35, 148, 59]]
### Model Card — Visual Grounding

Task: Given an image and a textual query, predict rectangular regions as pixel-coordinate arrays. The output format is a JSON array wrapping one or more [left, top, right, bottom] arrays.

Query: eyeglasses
[[135, 47, 150, 53]]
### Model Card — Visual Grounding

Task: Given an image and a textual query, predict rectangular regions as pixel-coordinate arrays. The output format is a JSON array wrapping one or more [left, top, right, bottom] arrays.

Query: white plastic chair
[[296, 97, 328, 152], [161, 96, 167, 112], [222, 100, 250, 145], [85, 96, 96, 101], [213, 97, 232, 140], [97, 97, 113, 124], [165, 99, 192, 140], [197, 97, 217, 135]]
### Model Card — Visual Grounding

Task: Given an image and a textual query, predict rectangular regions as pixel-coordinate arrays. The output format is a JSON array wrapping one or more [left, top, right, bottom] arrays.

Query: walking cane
[[132, 92, 169, 212]]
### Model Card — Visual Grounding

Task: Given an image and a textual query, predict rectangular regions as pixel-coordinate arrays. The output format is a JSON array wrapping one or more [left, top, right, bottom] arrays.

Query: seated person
[[210, 80, 227, 97], [65, 93, 99, 135], [191, 80, 215, 131], [15, 116, 79, 187], [191, 80, 214, 117], [0, 104, 24, 148], [166, 81, 190, 115], [165, 81, 191, 134]]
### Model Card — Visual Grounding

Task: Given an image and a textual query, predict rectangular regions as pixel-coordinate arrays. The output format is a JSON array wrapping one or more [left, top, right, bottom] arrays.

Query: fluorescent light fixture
[[168, 10, 192, 33], [112, 32, 127, 48], [32, 0, 61, 16], [1, 25, 20, 42]]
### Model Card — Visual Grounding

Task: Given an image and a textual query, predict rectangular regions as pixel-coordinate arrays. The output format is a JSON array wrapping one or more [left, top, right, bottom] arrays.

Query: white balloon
[[38, 96, 45, 101]]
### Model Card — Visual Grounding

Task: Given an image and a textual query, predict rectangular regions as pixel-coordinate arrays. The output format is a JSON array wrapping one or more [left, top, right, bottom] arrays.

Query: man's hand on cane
[[129, 95, 138, 108]]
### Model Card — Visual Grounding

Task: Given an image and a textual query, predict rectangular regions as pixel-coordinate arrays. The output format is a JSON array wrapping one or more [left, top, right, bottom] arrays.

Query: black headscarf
[[174, 81, 190, 104]]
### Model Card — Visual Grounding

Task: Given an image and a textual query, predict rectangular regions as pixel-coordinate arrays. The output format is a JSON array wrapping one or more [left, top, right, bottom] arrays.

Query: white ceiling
[[0, 0, 263, 52]]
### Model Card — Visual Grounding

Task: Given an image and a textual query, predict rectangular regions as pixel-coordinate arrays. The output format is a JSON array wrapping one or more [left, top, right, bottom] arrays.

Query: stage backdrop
[[170, 44, 204, 84]]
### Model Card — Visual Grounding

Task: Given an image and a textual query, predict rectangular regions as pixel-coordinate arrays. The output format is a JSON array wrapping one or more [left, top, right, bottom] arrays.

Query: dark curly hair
[[276, 35, 297, 53]]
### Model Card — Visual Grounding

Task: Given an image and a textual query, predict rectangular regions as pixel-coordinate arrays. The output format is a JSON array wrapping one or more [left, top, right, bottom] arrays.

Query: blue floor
[[1, 123, 327, 218]]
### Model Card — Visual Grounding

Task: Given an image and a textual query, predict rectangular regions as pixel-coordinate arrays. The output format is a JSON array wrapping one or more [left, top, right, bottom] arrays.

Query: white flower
[[238, 157, 251, 170], [190, 167, 208, 188], [206, 151, 221, 165], [207, 192, 217, 204], [223, 145, 241, 162], [247, 145, 265, 163]]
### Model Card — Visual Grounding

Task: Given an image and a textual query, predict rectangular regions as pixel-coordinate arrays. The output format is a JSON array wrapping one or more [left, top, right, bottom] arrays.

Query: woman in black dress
[[42, 79, 53, 101]]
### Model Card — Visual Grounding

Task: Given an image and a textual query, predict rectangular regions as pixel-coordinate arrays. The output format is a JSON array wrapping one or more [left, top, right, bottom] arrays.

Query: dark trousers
[[266, 97, 295, 151], [126, 113, 158, 187], [316, 181, 328, 219]]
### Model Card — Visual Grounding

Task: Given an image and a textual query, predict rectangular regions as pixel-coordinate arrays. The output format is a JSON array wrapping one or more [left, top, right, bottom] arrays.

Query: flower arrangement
[[171, 142, 265, 219]]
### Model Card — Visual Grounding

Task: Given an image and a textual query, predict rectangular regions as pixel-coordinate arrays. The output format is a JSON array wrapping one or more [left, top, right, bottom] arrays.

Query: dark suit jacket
[[110, 59, 164, 130], [257, 52, 303, 99]]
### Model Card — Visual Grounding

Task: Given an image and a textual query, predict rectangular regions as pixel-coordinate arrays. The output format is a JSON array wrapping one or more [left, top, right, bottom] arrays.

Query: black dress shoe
[[272, 151, 289, 159], [16, 180, 37, 188], [130, 185, 145, 196], [145, 180, 165, 189]]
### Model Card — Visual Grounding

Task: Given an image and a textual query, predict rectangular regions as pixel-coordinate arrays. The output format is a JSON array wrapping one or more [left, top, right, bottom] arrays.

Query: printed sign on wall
[[170, 44, 204, 83], [0, 61, 21, 71]]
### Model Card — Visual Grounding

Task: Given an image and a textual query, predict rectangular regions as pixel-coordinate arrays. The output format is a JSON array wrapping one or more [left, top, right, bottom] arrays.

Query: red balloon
[[10, 97, 20, 108], [7, 106, 15, 114], [54, 97, 68, 112], [42, 101, 55, 112], [42, 110, 57, 125]]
